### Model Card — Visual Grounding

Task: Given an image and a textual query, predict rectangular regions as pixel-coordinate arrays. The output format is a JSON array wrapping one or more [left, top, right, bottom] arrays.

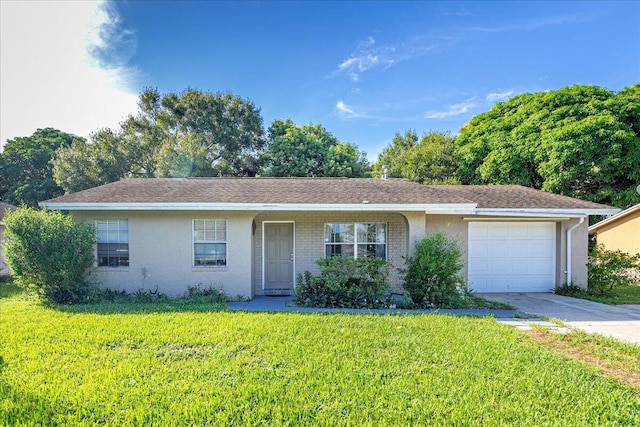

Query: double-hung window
[[96, 220, 129, 267], [193, 219, 227, 266], [324, 222, 387, 259]]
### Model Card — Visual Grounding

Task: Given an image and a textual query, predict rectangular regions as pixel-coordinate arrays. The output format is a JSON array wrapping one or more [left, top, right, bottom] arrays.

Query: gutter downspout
[[566, 216, 585, 285]]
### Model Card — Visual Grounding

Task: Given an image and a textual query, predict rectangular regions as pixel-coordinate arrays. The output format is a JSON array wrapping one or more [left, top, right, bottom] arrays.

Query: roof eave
[[474, 208, 619, 218], [589, 204, 640, 231], [39, 202, 478, 212]]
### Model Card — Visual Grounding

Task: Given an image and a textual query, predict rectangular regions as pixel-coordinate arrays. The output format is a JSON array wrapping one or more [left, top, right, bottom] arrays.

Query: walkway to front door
[[263, 222, 294, 294]]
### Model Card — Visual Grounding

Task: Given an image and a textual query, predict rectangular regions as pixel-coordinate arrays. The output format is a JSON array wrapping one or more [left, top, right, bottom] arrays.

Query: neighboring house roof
[[589, 203, 640, 233], [0, 202, 17, 224], [40, 178, 617, 215]]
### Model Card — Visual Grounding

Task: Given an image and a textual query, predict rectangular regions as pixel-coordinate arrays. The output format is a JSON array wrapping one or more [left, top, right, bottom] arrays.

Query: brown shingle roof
[[42, 178, 613, 211], [43, 178, 474, 205], [429, 185, 612, 210]]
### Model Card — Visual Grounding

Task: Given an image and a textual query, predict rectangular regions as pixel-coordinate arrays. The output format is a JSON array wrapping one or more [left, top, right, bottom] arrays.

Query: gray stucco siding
[[72, 210, 256, 297], [68, 209, 590, 298]]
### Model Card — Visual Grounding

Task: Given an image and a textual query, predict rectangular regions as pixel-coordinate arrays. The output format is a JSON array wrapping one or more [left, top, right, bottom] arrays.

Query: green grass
[[465, 294, 513, 309], [526, 327, 640, 387], [563, 284, 640, 305], [1, 298, 639, 426], [0, 280, 21, 299]]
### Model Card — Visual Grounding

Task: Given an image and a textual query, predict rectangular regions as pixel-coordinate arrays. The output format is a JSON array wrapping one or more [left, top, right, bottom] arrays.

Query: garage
[[468, 222, 556, 293]]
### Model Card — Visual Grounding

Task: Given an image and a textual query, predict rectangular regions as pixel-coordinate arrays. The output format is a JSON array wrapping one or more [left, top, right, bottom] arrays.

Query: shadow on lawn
[[0, 282, 22, 299], [2, 284, 230, 315], [53, 301, 229, 315]]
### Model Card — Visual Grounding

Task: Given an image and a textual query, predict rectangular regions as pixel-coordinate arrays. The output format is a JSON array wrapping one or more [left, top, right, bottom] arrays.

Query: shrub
[[184, 284, 228, 304], [295, 257, 390, 308], [2, 207, 97, 304], [402, 232, 466, 308], [98, 284, 228, 305], [554, 283, 588, 297], [588, 244, 640, 295]]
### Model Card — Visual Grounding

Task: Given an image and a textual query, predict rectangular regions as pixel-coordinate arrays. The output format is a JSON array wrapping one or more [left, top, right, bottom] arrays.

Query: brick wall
[[253, 211, 409, 295]]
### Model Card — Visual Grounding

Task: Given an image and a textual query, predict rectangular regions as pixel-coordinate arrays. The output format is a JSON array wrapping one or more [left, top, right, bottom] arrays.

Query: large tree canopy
[[265, 119, 368, 177], [53, 88, 266, 193], [0, 128, 84, 206], [53, 129, 129, 194], [124, 88, 267, 178], [456, 84, 640, 208], [374, 131, 459, 184]]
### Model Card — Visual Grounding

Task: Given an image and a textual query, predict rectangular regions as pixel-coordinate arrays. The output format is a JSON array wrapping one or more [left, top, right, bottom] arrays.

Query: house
[[40, 178, 617, 298], [0, 202, 17, 276], [589, 203, 640, 256]]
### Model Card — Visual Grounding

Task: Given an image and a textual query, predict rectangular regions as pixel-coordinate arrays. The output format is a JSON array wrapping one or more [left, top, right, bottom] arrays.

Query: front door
[[264, 222, 294, 292]]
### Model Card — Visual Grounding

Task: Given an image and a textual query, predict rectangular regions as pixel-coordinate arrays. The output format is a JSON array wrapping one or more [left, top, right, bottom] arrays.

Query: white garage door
[[468, 222, 556, 293]]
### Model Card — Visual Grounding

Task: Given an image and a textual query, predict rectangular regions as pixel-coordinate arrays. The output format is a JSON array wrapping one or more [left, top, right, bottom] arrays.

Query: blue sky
[[1, 1, 639, 160]]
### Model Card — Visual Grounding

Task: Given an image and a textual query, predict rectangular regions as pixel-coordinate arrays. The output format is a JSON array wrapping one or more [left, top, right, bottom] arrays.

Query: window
[[194, 219, 227, 266], [324, 223, 387, 259], [96, 220, 129, 267]]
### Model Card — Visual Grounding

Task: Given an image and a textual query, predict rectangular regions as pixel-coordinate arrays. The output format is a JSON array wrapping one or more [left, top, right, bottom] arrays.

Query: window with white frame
[[96, 219, 129, 267], [193, 219, 227, 266], [324, 223, 387, 259]]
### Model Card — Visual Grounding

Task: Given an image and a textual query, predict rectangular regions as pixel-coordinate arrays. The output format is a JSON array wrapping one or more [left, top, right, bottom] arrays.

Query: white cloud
[[335, 36, 419, 81], [335, 100, 424, 123], [335, 101, 365, 118], [425, 101, 476, 119], [338, 54, 380, 75], [486, 90, 515, 102], [0, 1, 139, 147], [357, 36, 375, 49]]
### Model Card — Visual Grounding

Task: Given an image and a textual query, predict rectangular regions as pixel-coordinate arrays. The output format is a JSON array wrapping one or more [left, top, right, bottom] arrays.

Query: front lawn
[[0, 281, 20, 299], [561, 284, 640, 305], [1, 297, 639, 426]]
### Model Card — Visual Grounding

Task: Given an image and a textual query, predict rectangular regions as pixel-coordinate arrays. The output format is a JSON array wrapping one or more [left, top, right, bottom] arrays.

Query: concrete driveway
[[482, 293, 640, 345]]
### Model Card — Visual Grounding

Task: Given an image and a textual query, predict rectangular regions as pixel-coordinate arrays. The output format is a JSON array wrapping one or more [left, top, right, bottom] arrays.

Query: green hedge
[[2, 207, 97, 303], [295, 257, 391, 308]]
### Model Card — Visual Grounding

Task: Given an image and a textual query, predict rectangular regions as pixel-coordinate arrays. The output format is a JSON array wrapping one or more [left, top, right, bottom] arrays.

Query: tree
[[374, 131, 459, 184], [127, 87, 267, 178], [456, 84, 640, 209], [53, 129, 129, 194], [52, 88, 267, 193], [265, 119, 368, 177], [588, 244, 640, 295], [2, 207, 97, 304], [0, 128, 84, 206]]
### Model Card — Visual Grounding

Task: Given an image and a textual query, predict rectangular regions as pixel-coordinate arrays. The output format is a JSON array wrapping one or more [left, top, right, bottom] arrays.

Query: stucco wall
[[595, 212, 640, 256], [425, 216, 590, 290], [72, 210, 256, 298], [68, 209, 592, 297], [252, 211, 414, 295], [425, 215, 469, 280], [558, 218, 589, 289], [72, 210, 427, 298]]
